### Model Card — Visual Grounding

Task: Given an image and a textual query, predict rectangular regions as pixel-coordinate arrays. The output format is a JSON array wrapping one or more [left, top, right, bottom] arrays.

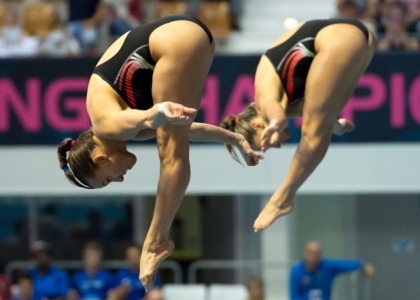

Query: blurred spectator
[[186, 0, 241, 30], [0, 6, 39, 57], [289, 241, 375, 300], [28, 240, 69, 300], [407, 0, 420, 40], [0, 273, 11, 300], [337, 0, 361, 19], [336, 0, 378, 35], [354, 0, 380, 19], [244, 276, 268, 300], [67, 0, 107, 55], [376, 1, 419, 50], [104, 0, 143, 38], [68, 241, 114, 300], [110, 243, 160, 300], [394, 0, 418, 22], [39, 11, 80, 57], [11, 273, 33, 300], [143, 288, 164, 300], [0, 6, 23, 41]]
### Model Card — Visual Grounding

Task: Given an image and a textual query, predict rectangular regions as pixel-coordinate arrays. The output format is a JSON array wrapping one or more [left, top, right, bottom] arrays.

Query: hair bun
[[220, 115, 237, 132]]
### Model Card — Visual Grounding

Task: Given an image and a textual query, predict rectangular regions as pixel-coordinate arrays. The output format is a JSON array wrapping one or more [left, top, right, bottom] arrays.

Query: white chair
[[208, 284, 248, 300], [162, 284, 207, 300]]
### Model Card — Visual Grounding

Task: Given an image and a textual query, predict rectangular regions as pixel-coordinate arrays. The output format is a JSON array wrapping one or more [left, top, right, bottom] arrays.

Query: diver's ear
[[250, 118, 266, 130], [92, 155, 108, 164]]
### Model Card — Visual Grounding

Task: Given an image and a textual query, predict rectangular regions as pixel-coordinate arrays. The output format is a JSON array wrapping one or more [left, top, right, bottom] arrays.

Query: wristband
[[158, 102, 166, 114]]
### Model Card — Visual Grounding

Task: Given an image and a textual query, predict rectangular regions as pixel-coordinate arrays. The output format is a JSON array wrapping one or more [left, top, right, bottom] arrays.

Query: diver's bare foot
[[139, 238, 174, 291], [253, 196, 294, 232]]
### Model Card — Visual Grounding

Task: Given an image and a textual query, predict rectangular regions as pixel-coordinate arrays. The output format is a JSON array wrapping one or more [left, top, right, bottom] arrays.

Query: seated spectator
[[11, 273, 33, 300], [244, 276, 267, 300], [104, 0, 143, 38], [68, 241, 114, 300], [0, 6, 39, 57], [143, 288, 164, 300], [186, 0, 240, 31], [336, 0, 379, 34], [39, 11, 80, 58], [376, 1, 419, 50], [28, 241, 69, 300], [407, 0, 420, 39], [0, 273, 11, 300], [110, 243, 160, 300], [354, 0, 380, 20], [337, 0, 361, 19], [67, 0, 107, 56], [0, 6, 23, 42], [290, 241, 375, 300]]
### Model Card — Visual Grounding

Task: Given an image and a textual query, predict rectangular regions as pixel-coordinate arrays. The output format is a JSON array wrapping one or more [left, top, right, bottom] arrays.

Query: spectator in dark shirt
[[104, 0, 143, 38], [337, 0, 361, 19], [336, 0, 378, 35], [67, 0, 107, 55], [377, 1, 419, 50]]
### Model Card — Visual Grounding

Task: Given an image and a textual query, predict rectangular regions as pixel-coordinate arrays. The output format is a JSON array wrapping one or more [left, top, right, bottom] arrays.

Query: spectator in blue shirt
[[111, 243, 160, 300], [28, 240, 69, 300], [68, 241, 114, 300], [290, 241, 375, 300]]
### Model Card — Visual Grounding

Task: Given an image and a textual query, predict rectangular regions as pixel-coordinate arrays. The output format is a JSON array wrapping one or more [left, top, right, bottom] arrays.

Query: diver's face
[[89, 150, 137, 188], [83, 249, 102, 269]]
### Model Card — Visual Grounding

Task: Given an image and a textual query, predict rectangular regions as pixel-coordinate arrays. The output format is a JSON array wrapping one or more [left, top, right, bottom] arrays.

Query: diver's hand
[[159, 102, 197, 125], [236, 134, 264, 166], [333, 118, 355, 136], [260, 119, 284, 152], [147, 102, 197, 129]]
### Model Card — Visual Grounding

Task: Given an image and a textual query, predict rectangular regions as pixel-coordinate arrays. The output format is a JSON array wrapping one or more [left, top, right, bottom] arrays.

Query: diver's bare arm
[[134, 123, 245, 145], [95, 104, 166, 140], [188, 123, 245, 145], [258, 96, 288, 128], [254, 56, 288, 127], [133, 128, 158, 141]]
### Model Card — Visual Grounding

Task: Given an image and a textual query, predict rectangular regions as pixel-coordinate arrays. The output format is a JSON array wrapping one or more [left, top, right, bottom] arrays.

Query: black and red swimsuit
[[93, 14, 213, 110], [264, 18, 369, 104]]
